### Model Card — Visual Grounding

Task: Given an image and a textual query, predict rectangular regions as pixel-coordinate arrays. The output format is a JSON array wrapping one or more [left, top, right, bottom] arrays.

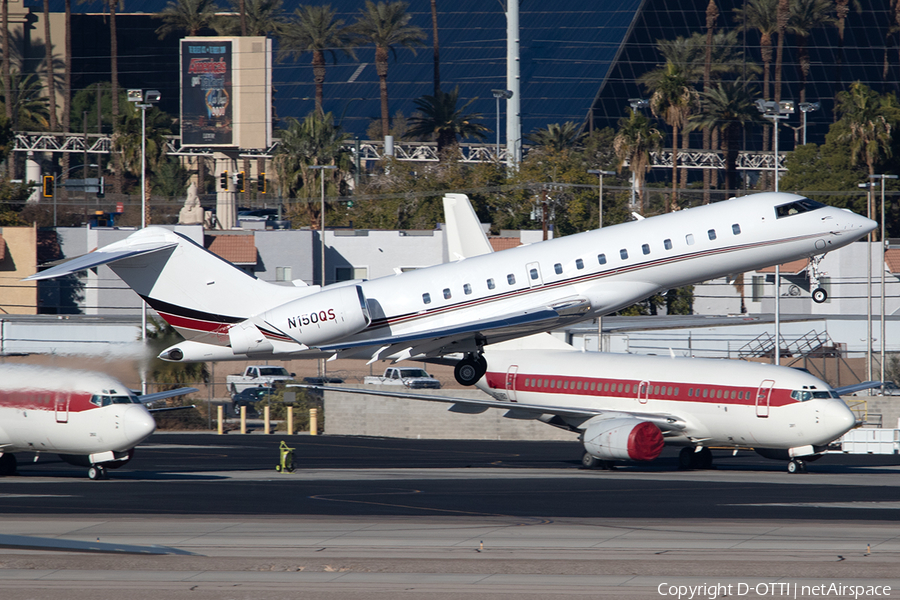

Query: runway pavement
[[0, 433, 898, 599]]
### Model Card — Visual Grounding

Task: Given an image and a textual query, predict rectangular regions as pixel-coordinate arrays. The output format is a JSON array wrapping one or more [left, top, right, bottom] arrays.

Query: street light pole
[[756, 100, 795, 366], [308, 165, 337, 288], [588, 169, 615, 230], [859, 181, 874, 387], [798, 102, 819, 146], [871, 174, 897, 391], [491, 90, 513, 162]]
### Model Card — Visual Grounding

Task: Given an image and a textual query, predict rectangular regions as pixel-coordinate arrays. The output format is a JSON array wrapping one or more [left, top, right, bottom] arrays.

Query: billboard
[[181, 40, 233, 146]]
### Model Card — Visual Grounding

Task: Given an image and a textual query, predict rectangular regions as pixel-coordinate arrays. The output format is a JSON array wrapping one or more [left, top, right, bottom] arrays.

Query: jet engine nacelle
[[261, 284, 371, 347], [582, 417, 664, 461]]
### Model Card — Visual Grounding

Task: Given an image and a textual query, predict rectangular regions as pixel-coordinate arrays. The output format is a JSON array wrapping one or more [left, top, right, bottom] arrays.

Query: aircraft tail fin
[[443, 194, 493, 259], [27, 227, 306, 342]]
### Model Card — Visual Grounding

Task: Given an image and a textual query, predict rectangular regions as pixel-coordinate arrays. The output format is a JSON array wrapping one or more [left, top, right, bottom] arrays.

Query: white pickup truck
[[226, 365, 295, 393], [364, 367, 441, 389]]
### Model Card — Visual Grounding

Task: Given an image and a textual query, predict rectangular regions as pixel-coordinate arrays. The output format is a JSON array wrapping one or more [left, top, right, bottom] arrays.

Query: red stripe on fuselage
[[485, 371, 795, 408], [0, 389, 97, 413]]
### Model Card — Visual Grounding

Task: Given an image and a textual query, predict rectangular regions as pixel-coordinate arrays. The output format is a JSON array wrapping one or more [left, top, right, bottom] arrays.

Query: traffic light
[[42, 175, 53, 197], [257, 173, 266, 193], [219, 171, 228, 190], [97, 176, 105, 198], [236, 171, 245, 193]]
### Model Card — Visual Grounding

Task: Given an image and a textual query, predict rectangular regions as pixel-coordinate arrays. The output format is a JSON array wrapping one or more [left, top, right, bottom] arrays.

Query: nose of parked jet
[[825, 399, 857, 441], [844, 210, 878, 236], [124, 405, 157, 445]]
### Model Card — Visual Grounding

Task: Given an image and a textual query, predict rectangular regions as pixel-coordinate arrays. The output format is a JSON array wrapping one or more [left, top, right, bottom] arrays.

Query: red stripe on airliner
[[485, 371, 794, 408], [0, 390, 97, 413]]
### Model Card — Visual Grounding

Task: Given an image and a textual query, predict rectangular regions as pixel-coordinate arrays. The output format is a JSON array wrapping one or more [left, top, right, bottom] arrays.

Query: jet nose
[[846, 210, 878, 236], [825, 399, 857, 440], [123, 405, 156, 444]]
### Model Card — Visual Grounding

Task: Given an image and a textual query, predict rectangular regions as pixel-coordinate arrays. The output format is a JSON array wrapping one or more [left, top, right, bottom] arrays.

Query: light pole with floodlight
[[127, 89, 160, 395], [858, 180, 875, 386], [587, 169, 615, 229], [756, 99, 795, 365], [798, 102, 819, 146], [491, 89, 513, 161], [308, 165, 337, 287]]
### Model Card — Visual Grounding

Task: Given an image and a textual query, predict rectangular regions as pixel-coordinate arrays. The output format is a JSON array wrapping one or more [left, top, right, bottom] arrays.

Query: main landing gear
[[454, 353, 487, 386], [679, 446, 713, 470], [88, 465, 109, 480], [787, 459, 807, 474], [581, 451, 616, 470]]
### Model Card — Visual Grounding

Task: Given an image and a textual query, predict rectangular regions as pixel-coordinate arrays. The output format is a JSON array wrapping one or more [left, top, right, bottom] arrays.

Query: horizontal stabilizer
[[834, 381, 883, 396], [26, 241, 177, 281], [136, 387, 198, 405]]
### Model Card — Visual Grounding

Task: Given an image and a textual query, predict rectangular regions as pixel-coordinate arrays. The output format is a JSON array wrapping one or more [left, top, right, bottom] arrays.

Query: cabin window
[[642, 244, 650, 255], [664, 238, 673, 250], [487, 278, 495, 290], [674, 387, 679, 396], [731, 390, 737, 399], [598, 254, 607, 265], [667, 386, 673, 395], [550, 380, 556, 389], [625, 384, 631, 393], [732, 223, 741, 235], [563, 380, 568, 389], [738, 391, 743, 400], [507, 273, 516, 285], [530, 268, 539, 280], [688, 388, 693, 397], [590, 382, 596, 391], [617, 383, 624, 393], [554, 263, 563, 274], [716, 389, 723, 399], [702, 389, 708, 398], [463, 283, 472, 295], [620, 249, 628, 260], [708, 229, 717, 241], [654, 385, 660, 395], [576, 381, 582, 390], [422, 293, 431, 304], [576, 258, 584, 270], [443, 288, 451, 299], [686, 233, 695, 245]]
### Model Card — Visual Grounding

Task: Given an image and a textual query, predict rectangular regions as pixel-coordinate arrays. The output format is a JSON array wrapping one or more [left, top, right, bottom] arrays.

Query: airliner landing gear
[[811, 288, 827, 303], [454, 353, 487, 386], [88, 465, 108, 480], [679, 447, 713, 470], [581, 452, 615, 470], [787, 459, 807, 474], [0, 453, 17, 476]]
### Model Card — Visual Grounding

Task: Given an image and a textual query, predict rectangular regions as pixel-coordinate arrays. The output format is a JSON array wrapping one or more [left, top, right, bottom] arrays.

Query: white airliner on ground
[[310, 334, 858, 473], [27, 192, 875, 386], [0, 365, 196, 479]]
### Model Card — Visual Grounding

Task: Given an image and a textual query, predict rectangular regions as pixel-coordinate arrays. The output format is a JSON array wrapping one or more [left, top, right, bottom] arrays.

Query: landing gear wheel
[[454, 355, 487, 386], [812, 288, 828, 304], [678, 447, 695, 470], [0, 453, 17, 476], [787, 459, 806, 474], [88, 465, 107, 480], [581, 452, 600, 469]]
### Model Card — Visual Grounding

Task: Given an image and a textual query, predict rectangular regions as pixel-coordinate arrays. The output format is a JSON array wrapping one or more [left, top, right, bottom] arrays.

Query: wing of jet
[[134, 387, 199, 413], [322, 297, 593, 363], [296, 384, 688, 435], [833, 381, 883, 396]]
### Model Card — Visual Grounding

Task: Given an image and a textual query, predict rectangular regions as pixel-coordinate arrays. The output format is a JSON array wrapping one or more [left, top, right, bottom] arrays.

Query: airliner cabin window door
[[506, 365, 519, 402], [526, 262, 543, 288], [55, 393, 69, 423], [637, 380, 650, 404], [756, 380, 775, 418]]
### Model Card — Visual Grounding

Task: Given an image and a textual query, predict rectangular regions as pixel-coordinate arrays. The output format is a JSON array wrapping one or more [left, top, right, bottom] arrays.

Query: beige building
[[0, 226, 37, 315]]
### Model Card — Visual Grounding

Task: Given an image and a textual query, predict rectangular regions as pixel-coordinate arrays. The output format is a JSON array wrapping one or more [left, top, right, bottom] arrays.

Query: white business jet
[[27, 192, 875, 386], [0, 364, 196, 479]]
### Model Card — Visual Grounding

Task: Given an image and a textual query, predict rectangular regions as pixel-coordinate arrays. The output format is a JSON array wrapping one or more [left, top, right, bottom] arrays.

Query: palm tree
[[350, 1, 425, 137], [42, 0, 58, 130], [525, 121, 586, 152], [789, 0, 835, 104], [278, 4, 354, 117], [272, 111, 352, 228], [430, 0, 439, 95], [703, 0, 719, 198], [406, 87, 489, 155], [645, 62, 698, 211], [1, 70, 50, 131], [214, 0, 284, 36], [834, 82, 896, 180], [154, 0, 221, 39], [774, 0, 789, 103], [613, 109, 662, 214], [113, 102, 171, 221], [2, 0, 11, 127], [690, 79, 762, 193]]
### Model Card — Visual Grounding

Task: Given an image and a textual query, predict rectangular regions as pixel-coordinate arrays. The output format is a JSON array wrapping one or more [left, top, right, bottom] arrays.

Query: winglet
[[443, 194, 493, 259]]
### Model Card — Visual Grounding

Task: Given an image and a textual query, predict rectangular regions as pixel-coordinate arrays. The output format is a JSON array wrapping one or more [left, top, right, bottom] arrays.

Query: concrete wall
[[253, 229, 314, 285], [324, 387, 577, 441]]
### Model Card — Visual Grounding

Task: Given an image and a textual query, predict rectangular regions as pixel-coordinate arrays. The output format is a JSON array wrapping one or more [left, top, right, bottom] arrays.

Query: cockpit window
[[775, 198, 826, 218], [91, 395, 138, 407], [791, 390, 839, 401]]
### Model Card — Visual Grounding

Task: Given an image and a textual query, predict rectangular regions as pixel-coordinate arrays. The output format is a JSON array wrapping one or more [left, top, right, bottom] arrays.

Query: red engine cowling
[[582, 417, 664, 461], [261, 284, 371, 347]]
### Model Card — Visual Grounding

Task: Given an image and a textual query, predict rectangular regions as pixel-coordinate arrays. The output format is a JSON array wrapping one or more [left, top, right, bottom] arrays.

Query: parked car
[[364, 367, 441, 389], [231, 386, 277, 416], [227, 365, 295, 394]]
